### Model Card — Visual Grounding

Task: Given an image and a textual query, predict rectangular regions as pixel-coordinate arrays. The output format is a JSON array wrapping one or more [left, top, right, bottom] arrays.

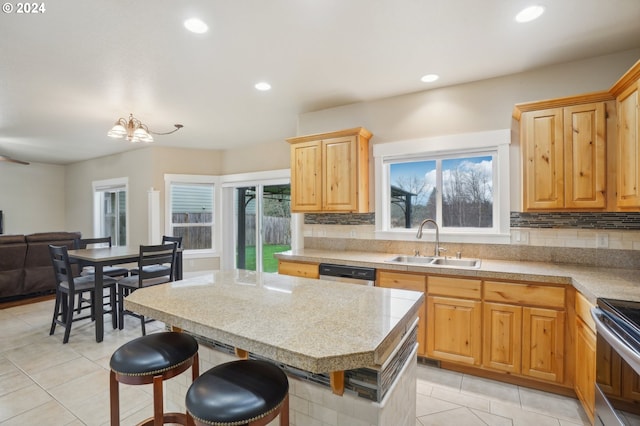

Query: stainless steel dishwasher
[[318, 263, 376, 286]]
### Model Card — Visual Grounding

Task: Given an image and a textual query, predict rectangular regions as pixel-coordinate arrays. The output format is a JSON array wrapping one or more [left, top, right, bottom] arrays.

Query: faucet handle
[[414, 249, 420, 257], [456, 251, 462, 259], [438, 247, 448, 257]]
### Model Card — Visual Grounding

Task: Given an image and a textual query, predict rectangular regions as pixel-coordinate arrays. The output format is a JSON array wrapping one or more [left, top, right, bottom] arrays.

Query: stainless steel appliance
[[318, 263, 376, 286], [591, 299, 640, 425]]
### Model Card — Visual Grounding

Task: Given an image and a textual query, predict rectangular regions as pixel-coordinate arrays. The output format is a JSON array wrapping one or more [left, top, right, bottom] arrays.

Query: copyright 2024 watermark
[[3, 2, 46, 13]]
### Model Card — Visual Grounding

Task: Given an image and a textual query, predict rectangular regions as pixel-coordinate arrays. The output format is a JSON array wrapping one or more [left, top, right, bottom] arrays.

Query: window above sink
[[373, 130, 512, 245]]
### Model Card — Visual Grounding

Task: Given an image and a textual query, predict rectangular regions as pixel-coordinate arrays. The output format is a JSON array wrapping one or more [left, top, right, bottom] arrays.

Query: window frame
[[92, 177, 129, 246], [373, 129, 511, 244], [164, 174, 220, 255]]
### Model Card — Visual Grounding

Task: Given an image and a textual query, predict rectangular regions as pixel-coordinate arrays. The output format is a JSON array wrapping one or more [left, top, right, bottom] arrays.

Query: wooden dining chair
[[117, 243, 177, 335], [48, 244, 118, 343], [128, 235, 182, 281], [73, 237, 129, 316]]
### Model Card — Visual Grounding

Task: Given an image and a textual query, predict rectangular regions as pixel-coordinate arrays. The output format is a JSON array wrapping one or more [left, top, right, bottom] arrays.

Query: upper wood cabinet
[[287, 128, 372, 213], [518, 98, 608, 211], [611, 60, 640, 208]]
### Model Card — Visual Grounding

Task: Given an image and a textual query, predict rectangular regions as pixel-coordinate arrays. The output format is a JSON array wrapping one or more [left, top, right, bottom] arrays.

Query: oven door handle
[[591, 307, 640, 373]]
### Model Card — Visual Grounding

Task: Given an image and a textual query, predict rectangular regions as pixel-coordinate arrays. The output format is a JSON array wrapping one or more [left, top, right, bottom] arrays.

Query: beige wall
[[220, 140, 290, 174], [5, 48, 640, 249], [296, 49, 640, 211], [0, 162, 65, 235], [65, 146, 222, 246]]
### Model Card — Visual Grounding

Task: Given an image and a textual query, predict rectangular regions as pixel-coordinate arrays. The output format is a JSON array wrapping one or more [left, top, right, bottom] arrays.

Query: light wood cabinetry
[[611, 61, 640, 208], [483, 281, 565, 383], [287, 127, 372, 213], [574, 292, 596, 423], [483, 302, 522, 373], [521, 307, 565, 383], [519, 99, 607, 210], [427, 276, 482, 366], [378, 271, 426, 356], [277, 260, 319, 278]]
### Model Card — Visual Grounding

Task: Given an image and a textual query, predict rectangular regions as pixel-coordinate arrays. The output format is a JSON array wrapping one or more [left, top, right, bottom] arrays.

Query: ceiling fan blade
[[0, 155, 29, 165]]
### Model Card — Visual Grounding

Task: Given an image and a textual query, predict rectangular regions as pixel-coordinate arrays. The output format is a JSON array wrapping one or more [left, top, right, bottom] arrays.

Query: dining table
[[67, 245, 183, 342]]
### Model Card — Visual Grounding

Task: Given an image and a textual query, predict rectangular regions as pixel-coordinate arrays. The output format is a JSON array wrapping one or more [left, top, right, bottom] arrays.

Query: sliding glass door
[[227, 181, 290, 273]]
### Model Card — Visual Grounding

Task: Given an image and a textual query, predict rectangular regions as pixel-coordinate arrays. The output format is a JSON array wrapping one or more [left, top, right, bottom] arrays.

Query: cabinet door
[[523, 108, 565, 210], [290, 140, 323, 212], [522, 307, 565, 382], [483, 302, 522, 373], [378, 271, 426, 356], [575, 318, 596, 422], [427, 295, 482, 365], [617, 84, 640, 207], [564, 102, 606, 208], [322, 136, 357, 211]]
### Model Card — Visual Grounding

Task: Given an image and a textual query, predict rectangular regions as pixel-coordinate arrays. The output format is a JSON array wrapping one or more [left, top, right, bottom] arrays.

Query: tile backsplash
[[302, 211, 640, 269]]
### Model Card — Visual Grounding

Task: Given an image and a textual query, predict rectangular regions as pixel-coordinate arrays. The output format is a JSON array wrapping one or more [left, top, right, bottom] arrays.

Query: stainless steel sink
[[386, 255, 436, 265], [385, 255, 481, 269], [430, 258, 481, 268]]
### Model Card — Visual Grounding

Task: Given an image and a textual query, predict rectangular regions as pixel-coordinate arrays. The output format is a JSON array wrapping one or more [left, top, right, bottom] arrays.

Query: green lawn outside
[[241, 244, 290, 272]]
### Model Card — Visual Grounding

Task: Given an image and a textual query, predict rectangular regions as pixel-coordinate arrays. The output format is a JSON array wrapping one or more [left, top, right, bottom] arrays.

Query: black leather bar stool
[[109, 332, 199, 426], [185, 359, 289, 426]]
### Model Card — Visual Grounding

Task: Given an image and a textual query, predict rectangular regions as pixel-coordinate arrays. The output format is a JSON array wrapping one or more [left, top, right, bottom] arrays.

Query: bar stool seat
[[186, 359, 289, 426], [110, 332, 199, 426]]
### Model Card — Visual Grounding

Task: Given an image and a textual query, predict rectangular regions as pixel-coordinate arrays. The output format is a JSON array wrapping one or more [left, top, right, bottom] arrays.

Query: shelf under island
[[124, 269, 424, 426]]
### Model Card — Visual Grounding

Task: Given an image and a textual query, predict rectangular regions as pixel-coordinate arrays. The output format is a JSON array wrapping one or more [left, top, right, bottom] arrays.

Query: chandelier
[[107, 114, 183, 143]]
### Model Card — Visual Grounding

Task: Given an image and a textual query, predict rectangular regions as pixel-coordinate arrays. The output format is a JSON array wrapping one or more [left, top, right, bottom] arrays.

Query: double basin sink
[[385, 255, 481, 269]]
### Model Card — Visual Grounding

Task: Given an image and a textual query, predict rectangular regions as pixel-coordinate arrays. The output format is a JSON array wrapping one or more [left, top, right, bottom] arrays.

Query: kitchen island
[[124, 269, 423, 426]]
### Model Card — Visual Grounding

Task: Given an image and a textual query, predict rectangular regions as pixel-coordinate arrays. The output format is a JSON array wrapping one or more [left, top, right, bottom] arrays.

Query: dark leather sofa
[[0, 231, 80, 301]]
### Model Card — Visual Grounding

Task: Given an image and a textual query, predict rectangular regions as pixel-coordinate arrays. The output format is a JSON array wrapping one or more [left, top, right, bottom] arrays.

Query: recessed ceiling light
[[255, 82, 272, 91], [184, 18, 208, 34], [515, 5, 545, 23], [420, 74, 439, 83]]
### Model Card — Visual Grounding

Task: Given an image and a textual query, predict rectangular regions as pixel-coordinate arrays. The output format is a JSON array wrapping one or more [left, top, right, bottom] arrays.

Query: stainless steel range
[[592, 299, 640, 425]]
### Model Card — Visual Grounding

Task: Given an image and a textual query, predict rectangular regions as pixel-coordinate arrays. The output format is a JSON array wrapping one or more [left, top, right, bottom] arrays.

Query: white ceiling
[[1, 0, 640, 165]]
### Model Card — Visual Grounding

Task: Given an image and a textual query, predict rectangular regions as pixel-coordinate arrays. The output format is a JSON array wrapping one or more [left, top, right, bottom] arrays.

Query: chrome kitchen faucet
[[416, 219, 441, 257]]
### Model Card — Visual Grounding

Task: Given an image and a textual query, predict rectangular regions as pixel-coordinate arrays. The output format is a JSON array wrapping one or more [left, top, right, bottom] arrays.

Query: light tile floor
[[0, 298, 591, 426]]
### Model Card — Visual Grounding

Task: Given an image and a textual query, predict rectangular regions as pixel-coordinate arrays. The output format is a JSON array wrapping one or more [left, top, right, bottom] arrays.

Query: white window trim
[[92, 177, 129, 245], [164, 174, 221, 256], [373, 129, 511, 244]]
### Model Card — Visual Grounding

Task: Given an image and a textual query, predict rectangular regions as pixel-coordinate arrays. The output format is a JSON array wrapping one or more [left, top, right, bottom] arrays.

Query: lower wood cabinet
[[377, 271, 426, 356], [521, 306, 565, 383], [483, 281, 565, 384], [277, 260, 319, 278], [483, 302, 522, 373], [426, 276, 482, 365], [574, 291, 596, 423], [575, 316, 596, 422]]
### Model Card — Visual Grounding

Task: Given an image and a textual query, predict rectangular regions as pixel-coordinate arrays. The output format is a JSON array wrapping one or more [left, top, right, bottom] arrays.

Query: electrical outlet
[[512, 230, 529, 244], [596, 233, 609, 248]]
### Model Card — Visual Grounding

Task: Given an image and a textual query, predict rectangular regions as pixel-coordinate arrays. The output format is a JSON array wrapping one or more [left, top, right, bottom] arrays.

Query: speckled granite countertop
[[124, 269, 423, 374], [274, 249, 640, 303]]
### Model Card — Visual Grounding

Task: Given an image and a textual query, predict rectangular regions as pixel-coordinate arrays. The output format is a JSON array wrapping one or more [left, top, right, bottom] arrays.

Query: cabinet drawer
[[576, 291, 596, 332], [278, 260, 319, 279], [378, 271, 426, 292], [484, 281, 565, 309], [428, 276, 481, 299]]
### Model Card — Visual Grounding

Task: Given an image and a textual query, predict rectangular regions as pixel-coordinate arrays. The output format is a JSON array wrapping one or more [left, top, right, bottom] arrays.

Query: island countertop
[[124, 269, 423, 374]]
